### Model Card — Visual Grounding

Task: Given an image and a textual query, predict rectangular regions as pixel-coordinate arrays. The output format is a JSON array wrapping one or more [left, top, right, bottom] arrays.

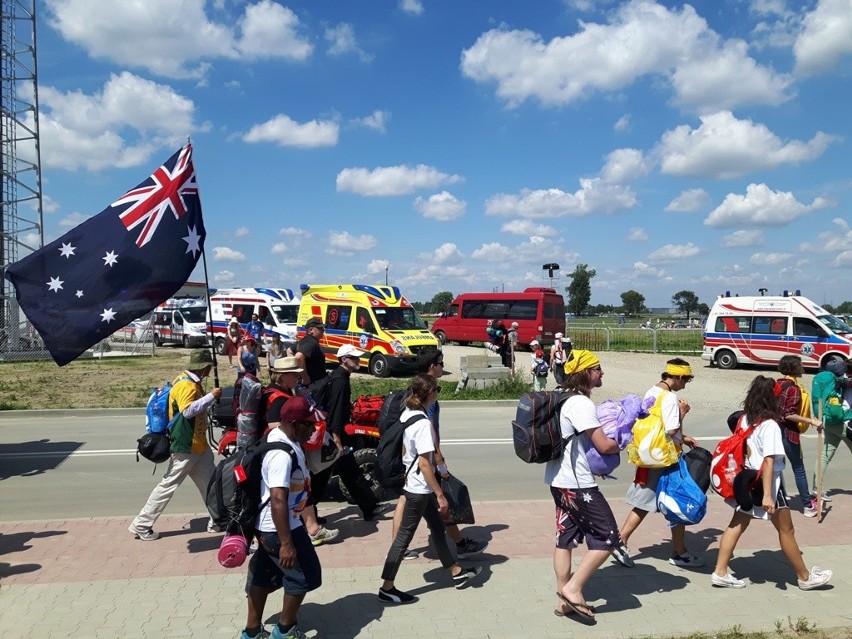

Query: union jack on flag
[[116, 144, 199, 248], [4, 143, 206, 366]]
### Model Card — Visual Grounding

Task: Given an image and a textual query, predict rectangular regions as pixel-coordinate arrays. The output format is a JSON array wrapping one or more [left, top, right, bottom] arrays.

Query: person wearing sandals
[[546, 350, 622, 624], [378, 374, 483, 604], [711, 375, 832, 591]]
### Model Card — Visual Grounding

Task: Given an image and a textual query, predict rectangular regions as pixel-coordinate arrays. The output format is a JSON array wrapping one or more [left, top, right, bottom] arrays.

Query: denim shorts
[[245, 527, 322, 595]]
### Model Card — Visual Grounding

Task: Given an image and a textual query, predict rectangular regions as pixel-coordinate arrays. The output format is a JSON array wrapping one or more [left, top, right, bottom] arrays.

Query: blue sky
[[27, 0, 852, 308]]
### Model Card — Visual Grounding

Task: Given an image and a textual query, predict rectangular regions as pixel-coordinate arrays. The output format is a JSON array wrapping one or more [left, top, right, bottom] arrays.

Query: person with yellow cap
[[546, 349, 623, 623], [613, 358, 703, 569]]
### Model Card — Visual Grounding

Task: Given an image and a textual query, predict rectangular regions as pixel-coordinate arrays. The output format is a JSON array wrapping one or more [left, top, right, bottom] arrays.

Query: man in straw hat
[[240, 396, 322, 639], [614, 358, 703, 569], [129, 350, 222, 541]]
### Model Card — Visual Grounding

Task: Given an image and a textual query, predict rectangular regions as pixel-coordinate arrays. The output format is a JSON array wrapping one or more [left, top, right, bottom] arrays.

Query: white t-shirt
[[400, 408, 436, 495], [644, 385, 683, 446], [544, 394, 601, 489], [743, 417, 785, 491], [256, 429, 310, 533]]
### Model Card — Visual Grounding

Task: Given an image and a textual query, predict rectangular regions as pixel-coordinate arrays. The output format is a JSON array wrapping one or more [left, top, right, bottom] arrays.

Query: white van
[[151, 299, 210, 348], [209, 287, 300, 354], [702, 291, 852, 370]]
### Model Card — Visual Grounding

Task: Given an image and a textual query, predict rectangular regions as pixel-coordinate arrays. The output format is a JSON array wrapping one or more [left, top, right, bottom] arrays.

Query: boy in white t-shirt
[[711, 376, 832, 591]]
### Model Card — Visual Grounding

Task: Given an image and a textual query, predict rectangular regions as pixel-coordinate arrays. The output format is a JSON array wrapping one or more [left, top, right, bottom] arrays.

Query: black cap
[[305, 317, 325, 330]]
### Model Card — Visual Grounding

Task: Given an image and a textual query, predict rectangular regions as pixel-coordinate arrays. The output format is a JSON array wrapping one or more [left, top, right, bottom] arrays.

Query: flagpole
[[200, 245, 219, 388]]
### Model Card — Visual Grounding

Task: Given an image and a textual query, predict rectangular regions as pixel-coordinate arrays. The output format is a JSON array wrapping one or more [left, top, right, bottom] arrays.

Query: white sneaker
[[128, 524, 159, 541], [670, 551, 705, 568], [711, 572, 746, 588], [811, 491, 832, 503], [309, 526, 339, 547], [612, 545, 635, 567], [798, 566, 832, 590]]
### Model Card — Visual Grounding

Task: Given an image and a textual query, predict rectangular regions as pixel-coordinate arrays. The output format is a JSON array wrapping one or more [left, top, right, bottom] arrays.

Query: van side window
[[258, 306, 274, 326], [793, 318, 826, 337], [716, 316, 749, 332], [461, 301, 486, 319], [326, 305, 352, 331], [174, 312, 183, 326], [356, 307, 376, 334], [443, 304, 458, 318], [770, 318, 787, 334], [233, 306, 251, 324]]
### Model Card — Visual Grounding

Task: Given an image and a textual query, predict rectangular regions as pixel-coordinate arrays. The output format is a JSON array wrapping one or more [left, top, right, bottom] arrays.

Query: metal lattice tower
[[1, 0, 44, 352]]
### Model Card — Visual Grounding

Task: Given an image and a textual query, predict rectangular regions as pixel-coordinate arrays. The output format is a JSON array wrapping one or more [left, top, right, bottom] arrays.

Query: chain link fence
[[567, 326, 703, 355]]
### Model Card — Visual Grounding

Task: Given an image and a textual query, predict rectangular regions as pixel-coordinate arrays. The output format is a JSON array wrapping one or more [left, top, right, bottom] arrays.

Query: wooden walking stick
[[816, 402, 824, 522]]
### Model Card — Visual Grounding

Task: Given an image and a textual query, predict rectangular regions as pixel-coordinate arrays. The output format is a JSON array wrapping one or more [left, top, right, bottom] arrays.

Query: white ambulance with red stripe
[[702, 290, 852, 370], [151, 298, 210, 348], [209, 287, 300, 354]]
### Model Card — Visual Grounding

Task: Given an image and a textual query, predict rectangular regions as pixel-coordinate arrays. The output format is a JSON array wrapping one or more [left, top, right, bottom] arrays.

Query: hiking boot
[[128, 524, 159, 541], [207, 521, 223, 533], [239, 628, 270, 639], [309, 526, 339, 547], [270, 625, 307, 639], [711, 572, 746, 588], [453, 566, 483, 589], [803, 499, 818, 518], [378, 586, 417, 604], [798, 566, 832, 590], [364, 503, 393, 521], [612, 545, 634, 567], [669, 551, 705, 568], [456, 538, 488, 559]]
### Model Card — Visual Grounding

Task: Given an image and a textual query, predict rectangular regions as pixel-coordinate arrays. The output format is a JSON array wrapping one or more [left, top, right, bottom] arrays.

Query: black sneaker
[[378, 587, 417, 604], [453, 566, 483, 590], [456, 538, 488, 559], [364, 503, 393, 521]]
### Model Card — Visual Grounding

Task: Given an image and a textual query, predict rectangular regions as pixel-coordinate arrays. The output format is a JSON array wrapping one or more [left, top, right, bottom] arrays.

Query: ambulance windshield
[[375, 307, 428, 331], [181, 307, 207, 323], [819, 314, 852, 335]]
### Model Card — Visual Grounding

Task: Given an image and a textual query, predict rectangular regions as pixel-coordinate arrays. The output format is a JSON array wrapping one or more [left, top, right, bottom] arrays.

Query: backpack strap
[[400, 414, 425, 478], [256, 441, 300, 514]]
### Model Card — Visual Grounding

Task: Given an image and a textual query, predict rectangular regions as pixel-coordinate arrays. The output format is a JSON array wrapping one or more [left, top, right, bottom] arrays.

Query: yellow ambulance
[[297, 284, 439, 377]]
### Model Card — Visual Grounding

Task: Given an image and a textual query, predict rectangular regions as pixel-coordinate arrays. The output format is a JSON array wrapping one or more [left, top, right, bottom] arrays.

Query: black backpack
[[136, 432, 171, 464], [376, 388, 412, 434], [511, 389, 579, 463], [374, 414, 421, 489], [206, 439, 298, 539]]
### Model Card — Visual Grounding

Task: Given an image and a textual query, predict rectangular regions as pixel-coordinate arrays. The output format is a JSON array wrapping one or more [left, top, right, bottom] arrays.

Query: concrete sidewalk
[[0, 495, 847, 639]]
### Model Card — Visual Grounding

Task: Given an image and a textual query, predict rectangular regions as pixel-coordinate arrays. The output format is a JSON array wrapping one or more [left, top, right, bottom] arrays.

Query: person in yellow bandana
[[613, 358, 703, 569], [546, 349, 623, 623]]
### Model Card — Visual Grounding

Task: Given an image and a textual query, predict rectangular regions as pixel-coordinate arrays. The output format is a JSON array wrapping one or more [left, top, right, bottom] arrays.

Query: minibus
[[430, 287, 565, 348]]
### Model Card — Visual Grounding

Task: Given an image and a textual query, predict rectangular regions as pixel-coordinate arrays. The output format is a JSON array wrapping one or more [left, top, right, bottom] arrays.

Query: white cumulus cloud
[[352, 110, 390, 133], [627, 227, 648, 241], [704, 183, 833, 228], [414, 191, 466, 221], [750, 252, 792, 266], [460, 0, 791, 112], [213, 246, 246, 262], [243, 114, 339, 148], [794, 0, 852, 75], [647, 242, 701, 262], [236, 0, 313, 60], [501, 219, 558, 237], [325, 23, 372, 62], [214, 270, 236, 283], [656, 111, 837, 179], [399, 0, 424, 15], [471, 242, 513, 261], [336, 164, 463, 196], [326, 230, 378, 255], [665, 188, 709, 212], [723, 230, 764, 248]]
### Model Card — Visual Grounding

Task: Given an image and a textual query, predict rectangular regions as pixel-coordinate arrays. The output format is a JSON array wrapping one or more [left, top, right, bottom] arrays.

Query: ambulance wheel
[[434, 330, 447, 345], [182, 335, 190, 348], [369, 353, 391, 377], [340, 448, 384, 502], [214, 337, 226, 355], [715, 350, 737, 370], [154, 333, 164, 346]]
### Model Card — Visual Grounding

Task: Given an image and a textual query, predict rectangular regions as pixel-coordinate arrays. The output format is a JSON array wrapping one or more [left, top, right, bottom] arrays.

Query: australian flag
[[4, 143, 206, 366]]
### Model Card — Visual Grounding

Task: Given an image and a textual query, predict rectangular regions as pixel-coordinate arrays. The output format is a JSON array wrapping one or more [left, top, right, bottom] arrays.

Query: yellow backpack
[[627, 391, 679, 468]]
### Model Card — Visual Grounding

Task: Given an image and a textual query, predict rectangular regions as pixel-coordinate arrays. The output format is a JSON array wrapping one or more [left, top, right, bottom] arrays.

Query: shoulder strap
[[256, 441, 300, 514]]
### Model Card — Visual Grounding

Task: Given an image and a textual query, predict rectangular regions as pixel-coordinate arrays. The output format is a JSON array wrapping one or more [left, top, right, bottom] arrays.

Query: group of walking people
[[546, 350, 837, 624]]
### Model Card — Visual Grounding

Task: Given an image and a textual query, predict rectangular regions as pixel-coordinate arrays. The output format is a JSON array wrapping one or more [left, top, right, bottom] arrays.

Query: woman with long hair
[[378, 374, 483, 604], [546, 350, 622, 624], [711, 375, 831, 590]]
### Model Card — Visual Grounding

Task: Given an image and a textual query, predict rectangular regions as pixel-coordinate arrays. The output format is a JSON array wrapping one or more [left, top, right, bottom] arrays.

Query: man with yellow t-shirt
[[129, 350, 222, 541]]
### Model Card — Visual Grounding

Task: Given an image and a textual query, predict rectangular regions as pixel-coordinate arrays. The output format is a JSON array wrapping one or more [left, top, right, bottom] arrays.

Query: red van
[[430, 288, 565, 347]]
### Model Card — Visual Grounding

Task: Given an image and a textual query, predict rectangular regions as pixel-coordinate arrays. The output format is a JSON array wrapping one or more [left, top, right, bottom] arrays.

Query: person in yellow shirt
[[129, 350, 222, 540]]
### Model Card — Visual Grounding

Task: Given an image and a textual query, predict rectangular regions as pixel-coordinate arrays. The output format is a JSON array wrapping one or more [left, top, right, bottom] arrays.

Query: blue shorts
[[551, 486, 623, 552], [245, 527, 322, 595]]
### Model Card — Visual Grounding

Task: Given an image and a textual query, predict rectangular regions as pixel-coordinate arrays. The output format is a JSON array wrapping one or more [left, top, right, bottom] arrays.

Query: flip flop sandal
[[555, 592, 596, 625]]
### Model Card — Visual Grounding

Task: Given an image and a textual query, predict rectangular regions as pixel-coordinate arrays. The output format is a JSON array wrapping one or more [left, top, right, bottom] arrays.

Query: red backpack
[[709, 414, 757, 499], [352, 394, 384, 425]]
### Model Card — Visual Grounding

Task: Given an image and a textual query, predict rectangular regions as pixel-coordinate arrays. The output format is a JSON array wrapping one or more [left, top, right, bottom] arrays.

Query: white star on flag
[[582, 492, 593, 503], [103, 251, 119, 267], [59, 243, 75, 258], [183, 224, 202, 257], [100, 308, 117, 323], [76, 290, 84, 298], [47, 277, 63, 292]]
